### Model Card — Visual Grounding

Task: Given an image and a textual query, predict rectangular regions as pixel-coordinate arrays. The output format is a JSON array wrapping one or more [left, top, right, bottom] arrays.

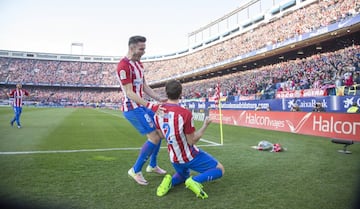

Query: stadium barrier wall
[[209, 110, 360, 142], [275, 85, 360, 99], [183, 96, 360, 113]]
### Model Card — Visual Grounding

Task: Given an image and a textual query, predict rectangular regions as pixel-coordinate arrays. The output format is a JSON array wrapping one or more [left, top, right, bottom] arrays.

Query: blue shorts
[[13, 106, 22, 114], [123, 106, 156, 135], [172, 150, 219, 179]]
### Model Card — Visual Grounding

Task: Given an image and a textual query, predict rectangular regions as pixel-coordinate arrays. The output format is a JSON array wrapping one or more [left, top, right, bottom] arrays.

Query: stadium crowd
[[144, 0, 360, 82], [0, 58, 119, 86], [1, 45, 359, 103], [0, 0, 359, 104], [1, 85, 123, 105], [154, 45, 360, 101]]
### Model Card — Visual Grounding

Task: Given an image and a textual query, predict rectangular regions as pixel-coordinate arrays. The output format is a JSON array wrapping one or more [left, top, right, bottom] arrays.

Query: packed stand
[[1, 1, 358, 88], [1, 46, 359, 105], [1, 0, 359, 104], [0, 58, 119, 86], [0, 86, 123, 105], [143, 0, 360, 82], [153, 45, 360, 101]]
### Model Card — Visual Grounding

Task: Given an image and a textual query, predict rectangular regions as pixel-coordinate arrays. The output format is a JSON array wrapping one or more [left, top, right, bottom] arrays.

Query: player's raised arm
[[24, 89, 30, 96], [7, 90, 14, 97], [186, 117, 212, 145]]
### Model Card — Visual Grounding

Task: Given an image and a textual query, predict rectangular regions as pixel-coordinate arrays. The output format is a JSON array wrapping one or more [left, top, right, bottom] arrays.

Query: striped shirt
[[116, 57, 144, 112], [155, 103, 199, 164], [9, 88, 29, 107]]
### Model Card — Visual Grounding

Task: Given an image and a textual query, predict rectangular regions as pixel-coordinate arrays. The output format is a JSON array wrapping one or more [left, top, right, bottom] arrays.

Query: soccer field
[[0, 107, 359, 209]]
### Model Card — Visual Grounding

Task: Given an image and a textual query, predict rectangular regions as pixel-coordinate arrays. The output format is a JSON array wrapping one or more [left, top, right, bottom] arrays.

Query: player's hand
[[203, 116, 212, 127], [146, 102, 160, 112], [156, 105, 166, 117]]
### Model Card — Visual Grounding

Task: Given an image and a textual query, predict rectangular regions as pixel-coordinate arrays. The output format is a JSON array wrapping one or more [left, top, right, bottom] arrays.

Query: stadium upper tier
[[155, 45, 360, 100], [0, 0, 359, 89]]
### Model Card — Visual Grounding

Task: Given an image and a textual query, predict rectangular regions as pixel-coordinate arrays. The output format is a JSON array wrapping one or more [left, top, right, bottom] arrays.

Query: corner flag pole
[[218, 100, 224, 145]]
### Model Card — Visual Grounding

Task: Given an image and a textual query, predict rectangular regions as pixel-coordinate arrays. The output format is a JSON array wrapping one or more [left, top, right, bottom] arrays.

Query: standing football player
[[8, 83, 29, 128], [155, 80, 224, 199], [117, 35, 167, 186]]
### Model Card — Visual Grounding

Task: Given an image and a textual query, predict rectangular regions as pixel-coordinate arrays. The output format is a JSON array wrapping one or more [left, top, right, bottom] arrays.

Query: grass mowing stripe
[[0, 108, 76, 151], [95, 108, 125, 118], [0, 147, 141, 155], [0, 108, 219, 154], [96, 108, 223, 147], [0, 143, 222, 155], [0, 108, 359, 209], [33, 108, 141, 150]]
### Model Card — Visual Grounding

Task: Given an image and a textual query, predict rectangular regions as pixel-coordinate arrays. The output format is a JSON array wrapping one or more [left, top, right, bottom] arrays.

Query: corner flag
[[214, 83, 224, 145]]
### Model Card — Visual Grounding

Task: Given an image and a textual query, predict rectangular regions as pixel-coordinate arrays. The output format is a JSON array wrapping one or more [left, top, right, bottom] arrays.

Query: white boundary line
[[0, 147, 140, 155], [199, 138, 222, 146], [0, 110, 222, 155], [0, 143, 221, 155], [97, 109, 223, 146], [95, 109, 125, 118]]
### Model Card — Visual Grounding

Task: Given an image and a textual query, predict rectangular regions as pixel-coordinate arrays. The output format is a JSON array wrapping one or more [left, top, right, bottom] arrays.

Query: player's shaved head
[[128, 36, 146, 46], [165, 80, 182, 100]]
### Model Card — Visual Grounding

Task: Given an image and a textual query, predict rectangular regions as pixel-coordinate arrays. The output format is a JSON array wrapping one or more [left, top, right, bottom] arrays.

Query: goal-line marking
[[0, 147, 140, 155], [96, 109, 125, 118], [97, 109, 223, 146], [0, 110, 224, 155], [0, 142, 221, 155], [200, 138, 222, 146]]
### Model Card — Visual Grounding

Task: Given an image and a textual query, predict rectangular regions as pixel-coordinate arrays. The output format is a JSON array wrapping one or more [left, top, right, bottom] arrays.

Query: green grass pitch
[[0, 107, 359, 209]]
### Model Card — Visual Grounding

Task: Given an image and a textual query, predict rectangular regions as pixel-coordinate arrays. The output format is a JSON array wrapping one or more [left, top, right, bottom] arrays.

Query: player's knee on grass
[[217, 162, 225, 175]]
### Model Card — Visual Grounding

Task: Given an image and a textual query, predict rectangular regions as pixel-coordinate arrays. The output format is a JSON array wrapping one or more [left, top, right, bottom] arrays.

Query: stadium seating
[[0, 0, 359, 105], [143, 0, 360, 82]]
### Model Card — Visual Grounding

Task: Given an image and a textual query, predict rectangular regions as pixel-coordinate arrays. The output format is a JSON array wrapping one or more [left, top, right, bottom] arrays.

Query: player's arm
[[122, 83, 149, 106], [122, 83, 161, 113], [118, 62, 155, 108], [118, 62, 161, 112], [143, 78, 167, 102], [153, 116, 165, 138], [186, 117, 212, 146], [7, 90, 14, 97]]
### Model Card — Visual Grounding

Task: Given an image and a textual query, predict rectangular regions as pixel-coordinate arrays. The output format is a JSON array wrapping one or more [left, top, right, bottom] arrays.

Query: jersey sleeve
[[183, 109, 195, 134], [117, 60, 132, 85], [24, 90, 29, 96], [8, 90, 15, 97]]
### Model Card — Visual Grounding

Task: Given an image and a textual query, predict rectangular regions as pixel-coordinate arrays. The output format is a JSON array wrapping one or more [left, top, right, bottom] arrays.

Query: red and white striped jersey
[[9, 88, 29, 107], [116, 57, 145, 112], [154, 103, 199, 164]]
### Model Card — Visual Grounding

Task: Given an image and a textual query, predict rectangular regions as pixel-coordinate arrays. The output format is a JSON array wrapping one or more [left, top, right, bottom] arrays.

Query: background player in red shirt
[[154, 80, 224, 199], [8, 83, 29, 128], [117, 36, 167, 185]]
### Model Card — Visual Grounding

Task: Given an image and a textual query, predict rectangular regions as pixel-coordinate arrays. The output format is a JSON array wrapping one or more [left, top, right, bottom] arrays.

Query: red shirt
[[154, 103, 199, 164], [9, 89, 29, 107], [116, 57, 145, 111]]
